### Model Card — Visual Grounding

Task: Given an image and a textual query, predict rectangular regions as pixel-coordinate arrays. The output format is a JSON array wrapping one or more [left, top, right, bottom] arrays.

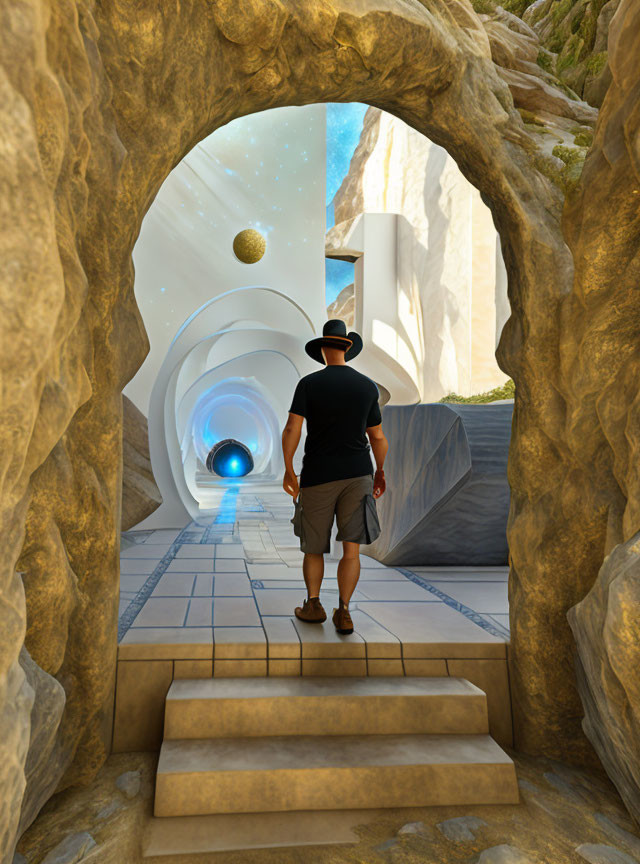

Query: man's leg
[[337, 541, 360, 609], [303, 552, 324, 599]]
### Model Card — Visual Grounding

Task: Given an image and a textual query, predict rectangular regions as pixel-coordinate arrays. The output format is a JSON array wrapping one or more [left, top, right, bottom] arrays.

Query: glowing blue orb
[[206, 439, 253, 478]]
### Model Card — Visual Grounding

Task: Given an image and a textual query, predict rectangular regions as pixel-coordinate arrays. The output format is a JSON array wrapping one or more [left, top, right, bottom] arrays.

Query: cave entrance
[[105, 0, 573, 761], [9, 4, 627, 857]]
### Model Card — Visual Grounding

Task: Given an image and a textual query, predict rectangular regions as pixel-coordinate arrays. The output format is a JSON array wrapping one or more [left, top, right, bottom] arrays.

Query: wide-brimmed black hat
[[305, 319, 363, 365]]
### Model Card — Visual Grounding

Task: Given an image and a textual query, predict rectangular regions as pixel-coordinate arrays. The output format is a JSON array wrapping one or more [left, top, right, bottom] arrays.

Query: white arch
[[137, 286, 319, 527], [178, 350, 303, 507]]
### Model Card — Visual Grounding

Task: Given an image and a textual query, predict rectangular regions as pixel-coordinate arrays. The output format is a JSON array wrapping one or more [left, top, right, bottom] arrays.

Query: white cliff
[[327, 107, 510, 402]]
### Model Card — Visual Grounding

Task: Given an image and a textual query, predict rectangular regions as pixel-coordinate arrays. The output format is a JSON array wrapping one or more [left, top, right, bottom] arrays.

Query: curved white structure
[[140, 285, 320, 526]]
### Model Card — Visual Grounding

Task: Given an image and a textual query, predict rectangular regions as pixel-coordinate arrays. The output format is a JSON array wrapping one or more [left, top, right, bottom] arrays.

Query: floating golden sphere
[[232, 228, 266, 264]]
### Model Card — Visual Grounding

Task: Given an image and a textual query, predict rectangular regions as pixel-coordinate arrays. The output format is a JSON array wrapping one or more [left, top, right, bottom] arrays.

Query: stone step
[[142, 810, 362, 857], [154, 733, 519, 816], [163, 675, 489, 739]]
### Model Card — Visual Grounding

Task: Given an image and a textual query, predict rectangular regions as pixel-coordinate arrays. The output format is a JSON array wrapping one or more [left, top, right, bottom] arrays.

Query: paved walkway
[[119, 481, 510, 656]]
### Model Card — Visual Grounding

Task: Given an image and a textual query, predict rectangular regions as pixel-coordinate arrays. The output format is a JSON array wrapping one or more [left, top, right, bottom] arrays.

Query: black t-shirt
[[289, 365, 382, 488]]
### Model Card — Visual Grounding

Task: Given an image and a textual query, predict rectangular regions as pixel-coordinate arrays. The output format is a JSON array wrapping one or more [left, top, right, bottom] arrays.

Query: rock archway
[[2, 0, 639, 857]]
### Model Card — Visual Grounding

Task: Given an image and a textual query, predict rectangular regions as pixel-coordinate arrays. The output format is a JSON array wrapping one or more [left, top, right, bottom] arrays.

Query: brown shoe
[[332, 605, 354, 635], [294, 596, 327, 623]]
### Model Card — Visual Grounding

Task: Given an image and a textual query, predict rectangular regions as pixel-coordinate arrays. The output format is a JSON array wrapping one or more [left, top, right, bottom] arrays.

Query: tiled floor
[[114, 485, 513, 752], [118, 482, 510, 651]]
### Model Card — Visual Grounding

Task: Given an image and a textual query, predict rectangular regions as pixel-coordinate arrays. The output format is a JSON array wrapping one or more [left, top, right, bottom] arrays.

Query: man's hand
[[373, 468, 386, 498], [282, 413, 303, 499], [283, 470, 300, 499], [367, 424, 388, 499]]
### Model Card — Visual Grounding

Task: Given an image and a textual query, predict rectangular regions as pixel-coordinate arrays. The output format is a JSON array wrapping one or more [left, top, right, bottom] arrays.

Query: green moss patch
[[552, 143, 588, 190], [518, 108, 545, 126], [573, 129, 593, 147], [502, 0, 536, 15], [586, 50, 607, 75], [537, 50, 554, 74], [557, 33, 585, 74], [532, 153, 565, 189], [439, 380, 516, 404], [471, 0, 497, 13]]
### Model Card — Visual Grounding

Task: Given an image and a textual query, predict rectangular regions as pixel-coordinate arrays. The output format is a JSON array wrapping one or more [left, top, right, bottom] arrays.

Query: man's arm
[[282, 412, 303, 497], [366, 423, 388, 498]]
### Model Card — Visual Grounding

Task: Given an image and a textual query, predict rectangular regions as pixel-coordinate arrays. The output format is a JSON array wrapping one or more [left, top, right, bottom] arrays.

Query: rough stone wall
[[121, 397, 162, 531], [473, 0, 620, 108], [568, 531, 640, 827], [1, 0, 638, 859], [479, 3, 599, 192], [508, 0, 640, 770], [562, 0, 640, 816], [522, 0, 622, 107], [1, 0, 147, 859]]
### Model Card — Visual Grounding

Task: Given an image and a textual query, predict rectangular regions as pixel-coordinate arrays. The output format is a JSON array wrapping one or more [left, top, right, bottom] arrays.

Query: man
[[282, 318, 389, 635]]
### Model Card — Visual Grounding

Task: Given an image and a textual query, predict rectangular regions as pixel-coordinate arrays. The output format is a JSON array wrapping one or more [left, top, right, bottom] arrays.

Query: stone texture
[[523, 0, 623, 106], [496, 66, 598, 125], [476, 846, 535, 864], [121, 396, 162, 531], [507, 0, 640, 781], [397, 821, 430, 836], [447, 659, 514, 750], [575, 844, 638, 864], [115, 770, 141, 800], [567, 532, 640, 826], [476, 2, 600, 121], [162, 675, 490, 740], [40, 832, 96, 864], [1, 0, 132, 847], [543, 771, 587, 804], [16, 753, 155, 864], [95, 800, 121, 821], [154, 734, 518, 816], [112, 660, 173, 754], [475, 2, 601, 194], [0, 0, 638, 856], [437, 815, 488, 843], [593, 813, 640, 859], [17, 647, 66, 835], [366, 403, 512, 565], [16, 749, 640, 864]]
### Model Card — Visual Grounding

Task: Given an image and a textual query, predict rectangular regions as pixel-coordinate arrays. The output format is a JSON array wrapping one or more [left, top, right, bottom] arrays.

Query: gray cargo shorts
[[291, 473, 381, 554]]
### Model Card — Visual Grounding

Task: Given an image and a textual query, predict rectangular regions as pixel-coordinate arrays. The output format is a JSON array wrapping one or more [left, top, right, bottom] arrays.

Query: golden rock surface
[[1, 0, 639, 858], [569, 531, 640, 826], [16, 749, 640, 863]]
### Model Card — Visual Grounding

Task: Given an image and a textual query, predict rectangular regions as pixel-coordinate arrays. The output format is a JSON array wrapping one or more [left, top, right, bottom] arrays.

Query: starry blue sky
[[325, 103, 368, 306]]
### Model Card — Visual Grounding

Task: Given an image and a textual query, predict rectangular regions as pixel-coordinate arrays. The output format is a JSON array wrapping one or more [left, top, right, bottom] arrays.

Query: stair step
[[163, 675, 489, 739], [143, 810, 361, 857], [154, 733, 519, 816]]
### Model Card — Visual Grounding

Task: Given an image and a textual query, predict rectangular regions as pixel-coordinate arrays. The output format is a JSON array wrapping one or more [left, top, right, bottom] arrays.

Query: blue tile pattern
[[118, 485, 510, 647], [397, 567, 510, 640], [118, 526, 193, 641]]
